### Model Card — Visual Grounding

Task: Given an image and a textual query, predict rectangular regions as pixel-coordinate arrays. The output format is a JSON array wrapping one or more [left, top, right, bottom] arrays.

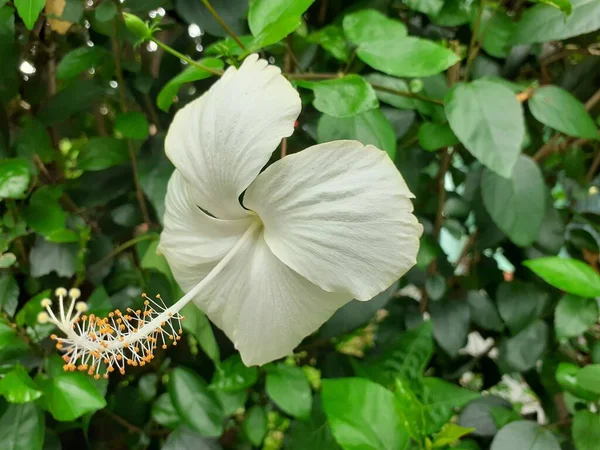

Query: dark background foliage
[[1, 0, 600, 449]]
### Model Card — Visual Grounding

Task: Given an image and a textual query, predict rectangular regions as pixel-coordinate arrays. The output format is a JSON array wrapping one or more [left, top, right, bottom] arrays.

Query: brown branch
[[463, 0, 487, 81]]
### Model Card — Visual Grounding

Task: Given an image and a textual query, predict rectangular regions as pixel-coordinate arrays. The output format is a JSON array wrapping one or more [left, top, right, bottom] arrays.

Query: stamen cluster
[[38, 287, 184, 379]]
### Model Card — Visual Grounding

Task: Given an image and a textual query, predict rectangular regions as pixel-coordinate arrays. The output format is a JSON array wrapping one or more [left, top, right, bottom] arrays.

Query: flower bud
[[123, 13, 152, 42]]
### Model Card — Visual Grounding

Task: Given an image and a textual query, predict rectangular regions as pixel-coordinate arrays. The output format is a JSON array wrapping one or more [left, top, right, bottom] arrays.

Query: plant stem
[[200, 0, 246, 50], [463, 0, 486, 81], [370, 83, 444, 105], [151, 38, 224, 76], [89, 233, 158, 272]]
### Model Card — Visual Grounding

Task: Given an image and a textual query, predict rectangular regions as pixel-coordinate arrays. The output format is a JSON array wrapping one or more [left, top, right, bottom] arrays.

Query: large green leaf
[[490, 421, 560, 450], [481, 156, 546, 247], [243, 406, 268, 447], [248, 0, 313, 36], [0, 158, 30, 199], [317, 109, 396, 159], [572, 410, 600, 450], [343, 9, 407, 44], [394, 378, 426, 442], [114, 112, 149, 140], [78, 137, 129, 172], [0, 365, 42, 403], [576, 364, 600, 394], [152, 393, 181, 429], [14, 0, 44, 29], [29, 237, 77, 278], [466, 291, 503, 332], [309, 24, 351, 61], [445, 79, 525, 178], [418, 122, 459, 151], [514, 0, 600, 44], [0, 403, 44, 450], [266, 364, 311, 420], [529, 86, 598, 140], [210, 354, 258, 393], [299, 75, 379, 118], [523, 257, 600, 298], [497, 320, 549, 372], [475, 7, 515, 58], [25, 186, 66, 238], [169, 367, 224, 437], [496, 282, 548, 335], [430, 299, 470, 357], [555, 295, 598, 340], [56, 46, 109, 80], [322, 377, 409, 450], [555, 362, 599, 401], [246, 16, 301, 52]]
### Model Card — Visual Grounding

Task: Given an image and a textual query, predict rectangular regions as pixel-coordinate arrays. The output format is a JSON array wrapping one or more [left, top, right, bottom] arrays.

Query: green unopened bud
[[123, 13, 152, 42]]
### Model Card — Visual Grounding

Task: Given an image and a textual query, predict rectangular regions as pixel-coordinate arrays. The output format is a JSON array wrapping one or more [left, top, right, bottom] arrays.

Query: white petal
[[165, 54, 301, 220], [158, 170, 253, 291], [244, 140, 423, 301], [193, 225, 350, 366]]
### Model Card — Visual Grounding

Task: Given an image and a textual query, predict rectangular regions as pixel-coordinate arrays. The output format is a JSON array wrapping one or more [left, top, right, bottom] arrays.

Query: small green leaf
[[430, 299, 470, 357], [248, 0, 314, 36], [576, 365, 600, 394], [432, 423, 475, 448], [532, 0, 572, 15], [94, 1, 117, 22], [445, 80, 525, 178], [572, 410, 600, 450], [0, 159, 30, 199], [0, 365, 42, 403], [243, 406, 268, 446], [496, 282, 548, 335], [555, 362, 599, 401], [0, 274, 19, 316], [56, 47, 109, 80], [169, 367, 224, 437], [25, 186, 66, 237], [162, 426, 220, 450], [523, 257, 600, 298], [529, 86, 598, 140], [211, 354, 258, 392], [114, 111, 149, 140], [266, 364, 312, 420], [0, 403, 45, 450], [300, 75, 379, 118], [343, 9, 407, 44], [246, 15, 300, 52], [29, 237, 77, 278], [404, 0, 444, 16], [475, 7, 515, 58], [78, 137, 129, 171], [481, 156, 546, 247], [317, 109, 396, 160], [309, 25, 350, 61], [466, 291, 503, 332], [37, 79, 105, 125], [14, 118, 54, 164], [394, 378, 425, 442], [156, 58, 224, 112], [555, 295, 598, 340], [490, 421, 560, 450], [418, 122, 459, 151], [322, 377, 409, 450], [14, 0, 44, 29], [363, 73, 415, 110], [497, 320, 549, 372], [182, 303, 220, 363], [151, 393, 181, 429]]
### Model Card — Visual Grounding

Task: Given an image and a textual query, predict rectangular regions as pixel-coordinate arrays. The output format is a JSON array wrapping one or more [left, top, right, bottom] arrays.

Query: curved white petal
[[193, 225, 350, 366], [165, 54, 301, 219], [244, 140, 423, 301], [158, 170, 253, 291]]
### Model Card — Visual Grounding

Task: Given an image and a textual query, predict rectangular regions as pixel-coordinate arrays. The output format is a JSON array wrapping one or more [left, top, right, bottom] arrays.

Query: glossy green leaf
[[317, 109, 396, 159], [394, 378, 425, 442], [555, 362, 599, 401], [78, 137, 128, 171], [0, 159, 30, 199], [496, 282, 548, 335], [466, 291, 503, 332], [529, 86, 598, 140], [56, 46, 108, 80], [37, 79, 105, 124], [243, 405, 267, 446], [248, 0, 314, 36], [300, 75, 379, 118], [0, 403, 44, 450], [266, 364, 311, 420], [555, 295, 598, 340], [576, 364, 600, 394], [430, 299, 470, 357], [14, 0, 44, 29], [0, 273, 19, 316], [475, 7, 515, 58], [182, 303, 220, 363], [156, 58, 224, 112], [152, 393, 181, 429], [490, 421, 560, 450], [445, 80, 524, 178], [37, 372, 107, 421], [169, 367, 224, 436], [497, 320, 549, 372], [94, 1, 116, 21], [418, 122, 459, 151], [246, 15, 300, 52], [322, 377, 409, 450], [514, 0, 600, 44], [533, 0, 572, 14], [432, 423, 475, 448], [286, 396, 341, 450], [572, 410, 600, 450], [14, 117, 53, 164], [25, 186, 66, 237], [343, 9, 407, 44], [162, 426, 220, 450], [115, 111, 149, 140], [0, 365, 42, 403], [404, 0, 444, 15], [481, 156, 546, 246], [29, 237, 77, 278], [523, 257, 600, 298], [211, 354, 258, 392], [363, 73, 415, 110], [310, 25, 350, 61]]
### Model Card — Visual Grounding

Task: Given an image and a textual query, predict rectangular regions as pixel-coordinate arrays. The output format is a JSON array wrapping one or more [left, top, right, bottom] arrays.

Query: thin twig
[[151, 38, 224, 76], [463, 0, 486, 81], [586, 150, 600, 183], [201, 0, 246, 50], [89, 233, 158, 272]]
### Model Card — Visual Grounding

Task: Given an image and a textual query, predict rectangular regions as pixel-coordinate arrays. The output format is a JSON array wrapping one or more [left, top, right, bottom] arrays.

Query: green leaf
[[497, 320, 549, 372], [37, 79, 105, 124], [246, 15, 301, 52], [404, 0, 444, 16], [114, 112, 149, 140], [0, 273, 19, 316], [211, 354, 257, 393], [475, 7, 515, 58], [248, 0, 314, 36], [162, 426, 220, 450], [357, 37, 460, 78], [394, 378, 425, 442], [431, 0, 473, 26], [25, 186, 66, 237], [322, 377, 409, 450], [300, 75, 379, 118], [309, 25, 350, 61], [514, 0, 600, 44], [0, 6, 19, 104], [481, 156, 546, 246], [496, 282, 549, 335], [533, 0, 572, 15], [14, 0, 44, 29], [343, 9, 407, 44], [418, 122, 459, 151], [0, 403, 44, 450], [490, 421, 560, 450], [529, 86, 598, 140], [0, 365, 42, 403], [445, 80, 525, 178], [174, 0, 247, 38], [14, 118, 54, 164], [182, 303, 220, 363], [576, 364, 600, 394], [169, 367, 224, 437], [363, 73, 415, 110], [156, 58, 224, 112], [458, 396, 512, 437], [56, 46, 109, 80], [266, 364, 311, 420], [286, 396, 341, 450], [466, 291, 503, 332], [37, 372, 107, 421], [94, 1, 116, 22], [572, 410, 600, 450], [214, 390, 247, 416], [317, 109, 396, 160], [152, 393, 181, 429], [138, 136, 173, 223], [0, 159, 30, 199], [29, 237, 77, 278], [0, 253, 17, 269], [78, 137, 129, 171], [432, 423, 475, 448], [243, 405, 267, 446], [430, 300, 470, 357], [523, 257, 600, 298], [555, 295, 598, 340], [555, 362, 599, 401]]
